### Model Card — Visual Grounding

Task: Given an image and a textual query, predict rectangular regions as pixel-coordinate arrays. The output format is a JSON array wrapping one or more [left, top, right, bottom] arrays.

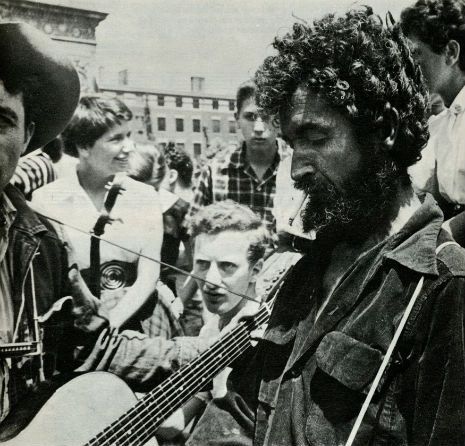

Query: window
[[228, 120, 236, 134], [194, 143, 202, 157], [176, 142, 185, 149], [157, 95, 164, 106], [193, 119, 201, 132], [212, 119, 221, 133], [229, 100, 235, 111], [176, 118, 184, 132], [212, 99, 219, 110], [193, 98, 200, 109], [176, 96, 183, 107], [157, 117, 166, 131]]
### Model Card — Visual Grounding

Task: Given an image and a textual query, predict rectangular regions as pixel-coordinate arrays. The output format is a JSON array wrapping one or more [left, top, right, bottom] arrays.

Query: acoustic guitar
[[3, 252, 302, 446]]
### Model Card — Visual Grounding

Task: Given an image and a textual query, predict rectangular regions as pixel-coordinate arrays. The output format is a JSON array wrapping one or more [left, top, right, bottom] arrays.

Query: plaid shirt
[[188, 140, 290, 231]]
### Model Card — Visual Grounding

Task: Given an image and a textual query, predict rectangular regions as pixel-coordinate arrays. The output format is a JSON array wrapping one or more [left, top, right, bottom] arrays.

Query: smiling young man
[[32, 96, 167, 337], [187, 8, 465, 446]]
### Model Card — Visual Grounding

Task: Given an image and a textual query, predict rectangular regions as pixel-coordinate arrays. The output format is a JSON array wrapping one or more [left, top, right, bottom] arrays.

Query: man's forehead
[[281, 86, 338, 127], [194, 231, 251, 259]]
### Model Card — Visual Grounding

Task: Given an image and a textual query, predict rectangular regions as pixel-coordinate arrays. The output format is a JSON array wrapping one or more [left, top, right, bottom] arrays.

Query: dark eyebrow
[[0, 106, 19, 125]]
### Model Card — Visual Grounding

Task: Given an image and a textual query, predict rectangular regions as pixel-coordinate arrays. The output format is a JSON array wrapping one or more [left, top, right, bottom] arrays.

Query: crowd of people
[[1, 1, 465, 445]]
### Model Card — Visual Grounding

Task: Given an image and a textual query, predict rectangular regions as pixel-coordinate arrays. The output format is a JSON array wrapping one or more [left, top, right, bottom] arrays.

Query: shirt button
[[454, 104, 462, 114]]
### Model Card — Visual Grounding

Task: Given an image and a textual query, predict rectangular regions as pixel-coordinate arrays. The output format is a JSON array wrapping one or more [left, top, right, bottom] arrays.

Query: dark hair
[[164, 145, 193, 188], [0, 70, 39, 129], [255, 7, 429, 172], [190, 200, 269, 265], [42, 137, 63, 163], [62, 95, 133, 157], [401, 0, 465, 71], [236, 80, 256, 114], [129, 143, 166, 187]]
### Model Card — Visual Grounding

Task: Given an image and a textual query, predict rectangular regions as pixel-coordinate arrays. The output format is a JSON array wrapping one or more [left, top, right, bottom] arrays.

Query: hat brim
[[0, 23, 80, 152]]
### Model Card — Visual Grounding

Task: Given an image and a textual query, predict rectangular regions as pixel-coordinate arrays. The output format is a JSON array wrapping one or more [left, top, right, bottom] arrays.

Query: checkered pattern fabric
[[188, 141, 289, 231]]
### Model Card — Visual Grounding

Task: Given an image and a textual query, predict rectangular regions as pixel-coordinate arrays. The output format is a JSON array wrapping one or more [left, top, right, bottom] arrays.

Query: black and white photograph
[[0, 0, 464, 444]]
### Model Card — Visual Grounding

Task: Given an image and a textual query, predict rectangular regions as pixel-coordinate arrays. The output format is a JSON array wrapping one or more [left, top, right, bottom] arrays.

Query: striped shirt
[[11, 150, 56, 200]]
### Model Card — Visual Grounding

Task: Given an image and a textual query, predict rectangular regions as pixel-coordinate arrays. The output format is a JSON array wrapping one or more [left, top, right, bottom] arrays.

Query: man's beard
[[294, 156, 400, 243]]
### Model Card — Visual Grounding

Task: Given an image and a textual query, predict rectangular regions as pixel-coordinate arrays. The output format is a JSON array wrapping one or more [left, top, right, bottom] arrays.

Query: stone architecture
[[100, 84, 239, 159], [0, 0, 107, 92]]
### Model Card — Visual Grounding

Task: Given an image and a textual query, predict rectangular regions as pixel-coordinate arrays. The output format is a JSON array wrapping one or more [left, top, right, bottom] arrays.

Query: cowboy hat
[[0, 22, 80, 152]]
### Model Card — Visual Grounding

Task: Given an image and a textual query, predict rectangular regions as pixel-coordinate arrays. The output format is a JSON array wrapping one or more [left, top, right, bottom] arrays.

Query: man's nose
[[253, 117, 265, 135], [205, 262, 222, 287], [291, 152, 317, 182]]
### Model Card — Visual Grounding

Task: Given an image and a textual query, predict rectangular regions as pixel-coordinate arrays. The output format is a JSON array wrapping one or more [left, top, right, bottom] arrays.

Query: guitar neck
[[85, 252, 301, 446], [85, 301, 273, 446]]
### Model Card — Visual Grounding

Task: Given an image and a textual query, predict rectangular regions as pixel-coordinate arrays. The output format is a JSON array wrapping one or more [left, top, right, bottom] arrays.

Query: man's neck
[[440, 73, 465, 107], [246, 142, 277, 180]]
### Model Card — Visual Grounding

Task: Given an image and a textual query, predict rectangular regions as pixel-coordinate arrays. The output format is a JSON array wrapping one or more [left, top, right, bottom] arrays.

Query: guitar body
[[2, 372, 158, 446]]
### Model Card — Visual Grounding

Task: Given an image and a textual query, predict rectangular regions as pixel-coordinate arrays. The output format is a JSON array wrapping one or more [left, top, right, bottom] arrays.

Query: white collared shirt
[[410, 86, 465, 204]]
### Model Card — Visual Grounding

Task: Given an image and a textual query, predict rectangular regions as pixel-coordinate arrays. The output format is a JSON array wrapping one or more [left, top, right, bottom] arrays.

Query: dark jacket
[[4, 185, 77, 424], [188, 195, 465, 446]]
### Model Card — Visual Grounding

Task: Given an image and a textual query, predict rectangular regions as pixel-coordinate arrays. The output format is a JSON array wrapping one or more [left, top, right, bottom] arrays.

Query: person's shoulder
[[32, 177, 73, 198], [123, 176, 157, 197], [436, 240, 465, 278]]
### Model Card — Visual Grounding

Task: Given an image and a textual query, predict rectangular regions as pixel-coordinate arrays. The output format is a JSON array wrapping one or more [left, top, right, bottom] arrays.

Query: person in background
[[401, 0, 465, 245], [156, 201, 269, 444], [187, 80, 289, 233], [31, 96, 172, 338], [162, 143, 194, 204], [10, 137, 62, 200], [187, 8, 465, 445]]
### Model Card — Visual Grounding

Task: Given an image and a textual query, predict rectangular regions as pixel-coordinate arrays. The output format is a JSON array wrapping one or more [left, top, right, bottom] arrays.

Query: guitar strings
[[92, 307, 272, 446], [95, 310, 267, 445], [87, 253, 287, 444]]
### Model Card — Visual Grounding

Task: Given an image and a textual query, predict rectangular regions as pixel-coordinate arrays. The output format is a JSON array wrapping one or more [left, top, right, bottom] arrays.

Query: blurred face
[[82, 121, 134, 178], [0, 80, 32, 192], [408, 35, 449, 96], [193, 230, 256, 318], [236, 97, 278, 153]]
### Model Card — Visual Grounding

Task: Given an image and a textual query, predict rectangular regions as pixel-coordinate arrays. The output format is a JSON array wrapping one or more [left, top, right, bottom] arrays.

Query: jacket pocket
[[315, 330, 383, 392]]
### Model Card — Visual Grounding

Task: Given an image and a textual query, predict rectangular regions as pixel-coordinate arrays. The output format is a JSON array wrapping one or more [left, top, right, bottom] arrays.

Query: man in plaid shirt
[[188, 81, 290, 232]]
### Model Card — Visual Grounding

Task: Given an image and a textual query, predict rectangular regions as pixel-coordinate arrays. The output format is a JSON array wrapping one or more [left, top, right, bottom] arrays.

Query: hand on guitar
[[63, 236, 109, 332], [222, 299, 266, 347]]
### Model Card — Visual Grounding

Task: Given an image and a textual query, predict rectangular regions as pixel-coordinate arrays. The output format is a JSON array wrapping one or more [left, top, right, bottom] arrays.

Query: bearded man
[[187, 8, 465, 446]]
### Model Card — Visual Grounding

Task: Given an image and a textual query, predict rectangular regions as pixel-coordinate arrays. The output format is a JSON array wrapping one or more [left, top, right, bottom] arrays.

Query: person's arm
[[185, 165, 213, 227], [409, 276, 465, 444], [156, 396, 208, 440], [108, 189, 163, 329]]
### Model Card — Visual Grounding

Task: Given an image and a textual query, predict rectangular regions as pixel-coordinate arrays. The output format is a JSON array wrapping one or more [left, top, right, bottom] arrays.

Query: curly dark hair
[[401, 0, 465, 71], [164, 144, 194, 188], [255, 7, 429, 172]]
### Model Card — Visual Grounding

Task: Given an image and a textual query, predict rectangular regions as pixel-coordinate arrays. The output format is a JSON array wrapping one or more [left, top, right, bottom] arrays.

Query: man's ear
[[77, 145, 90, 159], [375, 102, 399, 152], [23, 121, 35, 154], [249, 259, 264, 283], [445, 40, 461, 67], [168, 168, 179, 186]]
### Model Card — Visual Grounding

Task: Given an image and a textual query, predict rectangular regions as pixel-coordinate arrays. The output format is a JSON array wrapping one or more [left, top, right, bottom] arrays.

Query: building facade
[[100, 85, 240, 159], [0, 0, 107, 93]]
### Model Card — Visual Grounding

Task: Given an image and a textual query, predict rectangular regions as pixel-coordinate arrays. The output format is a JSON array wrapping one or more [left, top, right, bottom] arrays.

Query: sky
[[57, 0, 414, 95]]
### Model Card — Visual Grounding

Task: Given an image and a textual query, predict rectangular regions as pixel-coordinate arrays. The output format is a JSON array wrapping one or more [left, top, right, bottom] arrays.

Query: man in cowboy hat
[[0, 22, 81, 434]]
